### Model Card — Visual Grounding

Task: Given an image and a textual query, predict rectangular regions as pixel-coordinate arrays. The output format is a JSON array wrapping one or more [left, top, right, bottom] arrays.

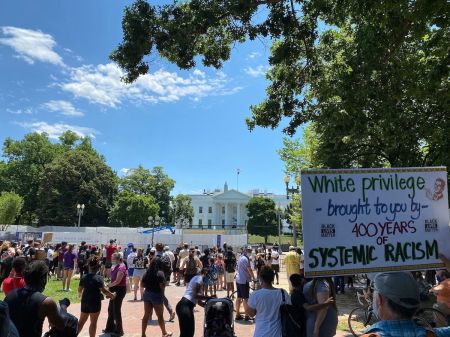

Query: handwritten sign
[[301, 167, 450, 277]]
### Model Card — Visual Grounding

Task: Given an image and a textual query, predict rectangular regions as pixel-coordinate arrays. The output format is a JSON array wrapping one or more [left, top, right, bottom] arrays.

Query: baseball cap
[[289, 246, 295, 250], [246, 245, 252, 251], [373, 272, 420, 309], [164, 246, 170, 251], [127, 243, 134, 247]]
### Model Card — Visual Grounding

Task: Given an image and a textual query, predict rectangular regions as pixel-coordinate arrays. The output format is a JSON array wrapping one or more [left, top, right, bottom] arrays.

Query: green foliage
[[120, 165, 175, 219], [284, 194, 302, 242], [37, 149, 118, 226], [1, 133, 61, 224], [171, 194, 194, 227], [0, 192, 23, 230], [109, 190, 159, 227], [246, 196, 277, 243], [112, 0, 450, 176], [278, 123, 320, 175]]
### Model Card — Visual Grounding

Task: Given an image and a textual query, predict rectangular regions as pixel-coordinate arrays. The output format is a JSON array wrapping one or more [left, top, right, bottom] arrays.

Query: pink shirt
[[111, 263, 127, 287]]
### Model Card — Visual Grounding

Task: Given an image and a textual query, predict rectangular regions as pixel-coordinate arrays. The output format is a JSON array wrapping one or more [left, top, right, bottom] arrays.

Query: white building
[[186, 182, 291, 233]]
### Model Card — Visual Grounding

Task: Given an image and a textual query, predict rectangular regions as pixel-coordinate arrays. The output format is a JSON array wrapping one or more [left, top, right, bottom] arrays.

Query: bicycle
[[348, 288, 377, 337]]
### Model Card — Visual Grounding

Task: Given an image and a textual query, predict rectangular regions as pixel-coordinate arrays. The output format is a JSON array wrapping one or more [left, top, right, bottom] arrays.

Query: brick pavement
[[44, 271, 353, 337]]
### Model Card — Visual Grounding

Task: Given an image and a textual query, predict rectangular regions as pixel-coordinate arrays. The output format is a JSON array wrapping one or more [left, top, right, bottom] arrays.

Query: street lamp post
[[148, 215, 160, 248], [76, 204, 85, 228], [284, 175, 300, 247]]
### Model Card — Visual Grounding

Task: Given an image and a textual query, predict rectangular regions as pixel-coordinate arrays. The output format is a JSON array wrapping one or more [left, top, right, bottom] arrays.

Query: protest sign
[[301, 167, 449, 277]]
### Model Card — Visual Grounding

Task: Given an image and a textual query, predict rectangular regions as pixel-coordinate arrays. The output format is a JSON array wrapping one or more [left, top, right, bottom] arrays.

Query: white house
[[186, 182, 291, 233]]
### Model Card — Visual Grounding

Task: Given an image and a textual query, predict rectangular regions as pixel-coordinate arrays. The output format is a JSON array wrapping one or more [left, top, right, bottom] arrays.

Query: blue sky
[[0, 0, 300, 195]]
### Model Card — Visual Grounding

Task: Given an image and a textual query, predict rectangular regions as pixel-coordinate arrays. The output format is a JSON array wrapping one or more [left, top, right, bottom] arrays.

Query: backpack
[[279, 289, 302, 337], [225, 253, 236, 273], [78, 249, 87, 265], [185, 257, 197, 275], [160, 254, 172, 274]]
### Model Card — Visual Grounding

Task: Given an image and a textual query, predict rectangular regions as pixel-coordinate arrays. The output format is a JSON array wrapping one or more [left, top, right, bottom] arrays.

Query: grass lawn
[[248, 234, 303, 247], [0, 276, 82, 304]]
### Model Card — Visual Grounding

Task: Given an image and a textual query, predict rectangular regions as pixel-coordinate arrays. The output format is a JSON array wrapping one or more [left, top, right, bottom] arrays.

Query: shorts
[[105, 260, 112, 269], [81, 301, 101, 313], [272, 264, 280, 273], [225, 272, 235, 283], [128, 268, 135, 277], [236, 282, 249, 299], [143, 290, 164, 305], [133, 268, 146, 281], [64, 267, 74, 271]]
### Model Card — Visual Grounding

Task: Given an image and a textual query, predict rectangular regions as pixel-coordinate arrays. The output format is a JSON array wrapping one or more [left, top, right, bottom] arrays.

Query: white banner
[[301, 167, 450, 277]]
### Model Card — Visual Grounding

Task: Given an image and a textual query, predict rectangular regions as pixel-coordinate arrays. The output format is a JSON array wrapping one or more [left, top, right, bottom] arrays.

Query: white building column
[[236, 203, 241, 227], [225, 203, 228, 227]]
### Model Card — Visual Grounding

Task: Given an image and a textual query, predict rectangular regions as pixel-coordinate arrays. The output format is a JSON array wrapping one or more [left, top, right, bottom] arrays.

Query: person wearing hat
[[235, 245, 255, 321], [285, 246, 301, 291], [363, 272, 450, 337]]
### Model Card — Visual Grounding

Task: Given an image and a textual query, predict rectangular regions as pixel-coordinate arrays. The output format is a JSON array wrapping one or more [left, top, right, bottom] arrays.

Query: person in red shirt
[[2, 257, 26, 296], [105, 240, 117, 279]]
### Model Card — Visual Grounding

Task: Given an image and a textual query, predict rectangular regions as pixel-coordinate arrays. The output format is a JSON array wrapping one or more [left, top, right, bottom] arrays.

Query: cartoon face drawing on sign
[[426, 178, 446, 201]]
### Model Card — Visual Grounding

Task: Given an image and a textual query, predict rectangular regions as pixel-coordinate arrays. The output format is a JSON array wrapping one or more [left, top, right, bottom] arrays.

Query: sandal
[[169, 312, 176, 322], [162, 333, 173, 337], [235, 314, 244, 321]]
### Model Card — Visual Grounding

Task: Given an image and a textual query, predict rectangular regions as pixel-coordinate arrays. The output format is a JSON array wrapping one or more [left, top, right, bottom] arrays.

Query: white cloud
[[244, 65, 267, 78], [60, 63, 241, 107], [7, 108, 32, 115], [247, 52, 262, 59], [43, 100, 84, 117], [120, 168, 131, 175], [0, 26, 64, 66], [17, 121, 97, 139]]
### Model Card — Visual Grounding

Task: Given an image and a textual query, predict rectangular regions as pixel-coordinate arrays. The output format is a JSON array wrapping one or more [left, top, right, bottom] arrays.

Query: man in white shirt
[[271, 246, 280, 285], [126, 247, 137, 289]]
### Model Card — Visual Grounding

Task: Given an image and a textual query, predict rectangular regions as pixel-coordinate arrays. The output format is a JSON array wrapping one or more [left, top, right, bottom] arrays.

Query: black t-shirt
[[133, 256, 148, 269], [290, 287, 307, 333], [224, 252, 236, 273], [79, 273, 104, 305], [142, 270, 165, 293]]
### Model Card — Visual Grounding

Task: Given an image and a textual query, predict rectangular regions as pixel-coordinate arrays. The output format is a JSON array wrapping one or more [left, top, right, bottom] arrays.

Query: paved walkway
[[44, 271, 353, 337]]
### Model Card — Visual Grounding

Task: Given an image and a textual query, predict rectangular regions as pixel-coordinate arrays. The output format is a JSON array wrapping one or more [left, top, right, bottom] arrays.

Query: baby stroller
[[204, 298, 235, 337]]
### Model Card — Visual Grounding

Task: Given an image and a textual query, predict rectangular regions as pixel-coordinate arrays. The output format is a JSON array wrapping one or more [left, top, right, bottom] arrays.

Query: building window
[[208, 206, 212, 213], [222, 219, 225, 225], [208, 219, 212, 228], [198, 219, 202, 225], [199, 206, 203, 214], [222, 206, 225, 214]]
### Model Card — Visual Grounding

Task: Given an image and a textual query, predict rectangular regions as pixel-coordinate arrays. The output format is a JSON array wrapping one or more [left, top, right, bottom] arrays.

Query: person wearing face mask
[[5, 260, 68, 337], [103, 253, 127, 336], [363, 272, 450, 337]]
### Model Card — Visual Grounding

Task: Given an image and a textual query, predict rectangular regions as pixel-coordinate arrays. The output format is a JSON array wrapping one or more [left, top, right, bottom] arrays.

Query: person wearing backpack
[[78, 242, 90, 278], [224, 246, 237, 298], [180, 247, 202, 287], [362, 272, 450, 337]]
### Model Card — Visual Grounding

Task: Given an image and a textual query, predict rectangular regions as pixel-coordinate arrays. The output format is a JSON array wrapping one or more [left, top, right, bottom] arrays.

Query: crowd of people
[[0, 238, 449, 337]]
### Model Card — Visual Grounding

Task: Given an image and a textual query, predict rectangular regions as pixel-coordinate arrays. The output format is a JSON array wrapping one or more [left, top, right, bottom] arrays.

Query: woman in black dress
[[77, 256, 116, 337]]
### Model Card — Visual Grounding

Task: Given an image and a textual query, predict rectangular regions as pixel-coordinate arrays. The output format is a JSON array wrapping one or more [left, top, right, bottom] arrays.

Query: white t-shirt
[[127, 252, 137, 268], [248, 288, 291, 337], [46, 248, 54, 261], [184, 275, 203, 305], [271, 251, 280, 265]]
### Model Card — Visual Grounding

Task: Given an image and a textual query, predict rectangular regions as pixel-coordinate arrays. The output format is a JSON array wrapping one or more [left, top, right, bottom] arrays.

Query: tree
[[109, 190, 159, 227], [1, 132, 60, 224], [284, 194, 302, 242], [246, 196, 277, 243], [171, 194, 194, 228], [0, 192, 23, 231], [278, 123, 320, 175], [38, 149, 118, 226], [120, 166, 175, 219], [112, 0, 449, 174]]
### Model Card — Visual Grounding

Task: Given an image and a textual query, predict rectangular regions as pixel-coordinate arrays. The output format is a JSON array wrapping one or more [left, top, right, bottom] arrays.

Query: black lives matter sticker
[[321, 224, 335, 237], [424, 219, 438, 232]]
